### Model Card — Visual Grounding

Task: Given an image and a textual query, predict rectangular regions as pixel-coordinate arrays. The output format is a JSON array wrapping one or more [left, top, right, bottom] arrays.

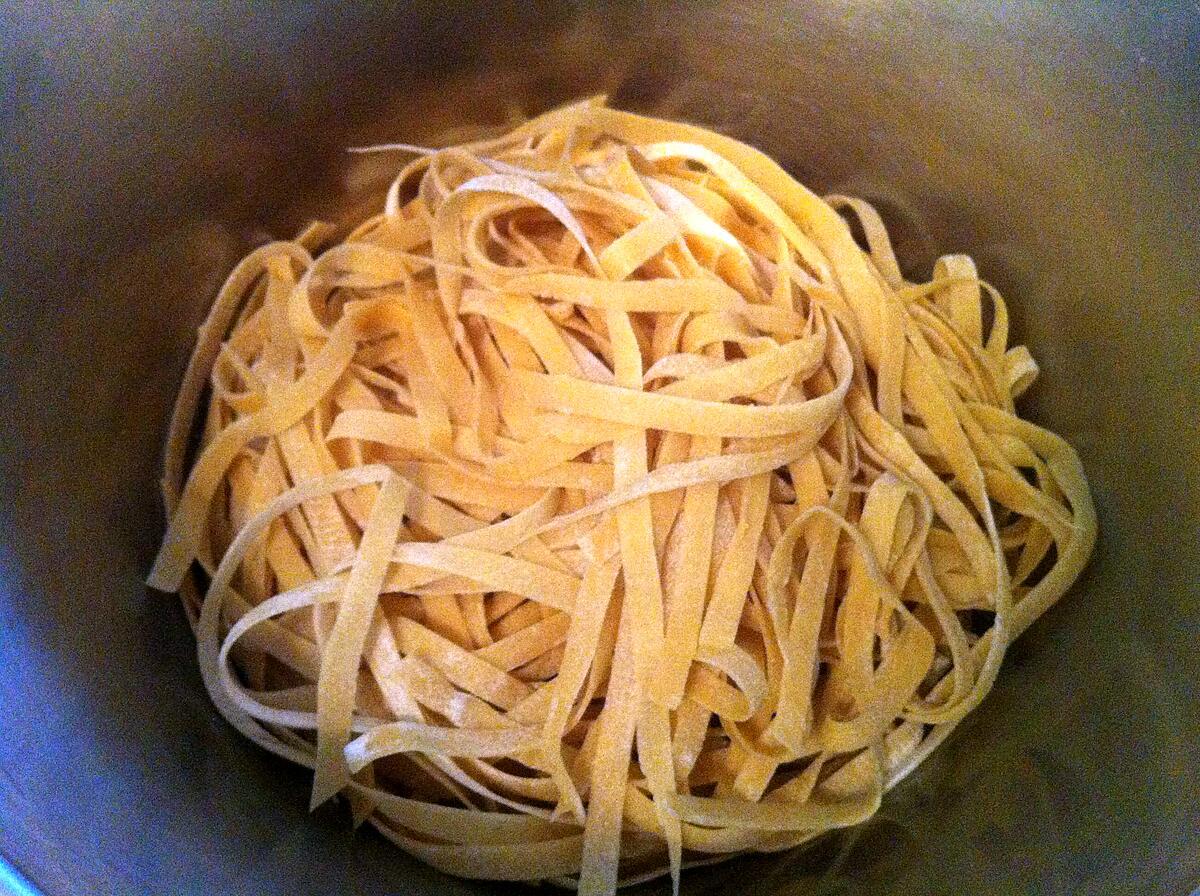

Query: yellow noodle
[[151, 99, 1096, 894]]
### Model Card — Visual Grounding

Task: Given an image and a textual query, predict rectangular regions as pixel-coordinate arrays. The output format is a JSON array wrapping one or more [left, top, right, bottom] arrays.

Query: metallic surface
[[1, 2, 1197, 894]]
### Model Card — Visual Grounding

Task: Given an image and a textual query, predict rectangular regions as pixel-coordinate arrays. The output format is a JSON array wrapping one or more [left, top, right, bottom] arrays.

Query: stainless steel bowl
[[2, 3, 1196, 894]]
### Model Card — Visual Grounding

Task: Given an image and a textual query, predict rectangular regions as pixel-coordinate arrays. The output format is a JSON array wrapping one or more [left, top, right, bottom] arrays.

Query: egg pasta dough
[[150, 99, 1096, 895]]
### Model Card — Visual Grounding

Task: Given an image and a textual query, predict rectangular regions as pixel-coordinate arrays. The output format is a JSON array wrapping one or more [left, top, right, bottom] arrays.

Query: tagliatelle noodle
[[150, 98, 1096, 895]]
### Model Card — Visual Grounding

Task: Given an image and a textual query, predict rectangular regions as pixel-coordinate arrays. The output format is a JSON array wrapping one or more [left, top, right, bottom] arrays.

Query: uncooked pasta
[[149, 98, 1096, 894]]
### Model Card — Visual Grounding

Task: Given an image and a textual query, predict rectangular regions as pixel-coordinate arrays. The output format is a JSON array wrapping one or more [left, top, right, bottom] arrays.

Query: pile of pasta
[[149, 99, 1096, 894]]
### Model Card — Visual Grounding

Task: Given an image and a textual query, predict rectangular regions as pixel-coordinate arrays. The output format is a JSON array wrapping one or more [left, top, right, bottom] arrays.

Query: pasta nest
[[150, 99, 1095, 894]]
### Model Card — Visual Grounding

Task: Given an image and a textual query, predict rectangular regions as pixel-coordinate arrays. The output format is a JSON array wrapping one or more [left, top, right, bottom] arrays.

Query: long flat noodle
[[390, 615, 533, 711], [579, 588, 641, 896], [389, 542, 579, 612], [475, 612, 570, 670], [642, 175, 750, 263], [503, 272, 744, 313], [508, 362, 847, 438], [542, 551, 620, 821], [276, 421, 357, 576], [637, 142, 832, 284], [153, 99, 1096, 896], [593, 245, 682, 894], [461, 288, 583, 376], [635, 698, 683, 895], [390, 461, 545, 513], [597, 211, 680, 281], [824, 195, 904, 289], [669, 788, 878, 832], [455, 174, 600, 267], [650, 434, 720, 708], [358, 784, 572, 844], [765, 474, 848, 750], [655, 333, 824, 402], [345, 721, 540, 769], [375, 824, 585, 882], [534, 446, 845, 542], [311, 474, 410, 807]]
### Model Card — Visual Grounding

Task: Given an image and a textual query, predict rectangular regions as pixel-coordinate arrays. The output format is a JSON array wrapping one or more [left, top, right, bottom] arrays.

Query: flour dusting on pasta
[[150, 98, 1096, 894]]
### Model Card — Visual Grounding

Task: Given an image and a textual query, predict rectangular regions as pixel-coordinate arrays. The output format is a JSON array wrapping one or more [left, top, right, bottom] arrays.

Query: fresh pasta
[[149, 98, 1096, 894]]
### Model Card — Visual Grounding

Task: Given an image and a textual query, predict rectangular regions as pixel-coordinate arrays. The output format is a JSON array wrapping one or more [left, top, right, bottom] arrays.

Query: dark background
[[1, 2, 1197, 894]]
